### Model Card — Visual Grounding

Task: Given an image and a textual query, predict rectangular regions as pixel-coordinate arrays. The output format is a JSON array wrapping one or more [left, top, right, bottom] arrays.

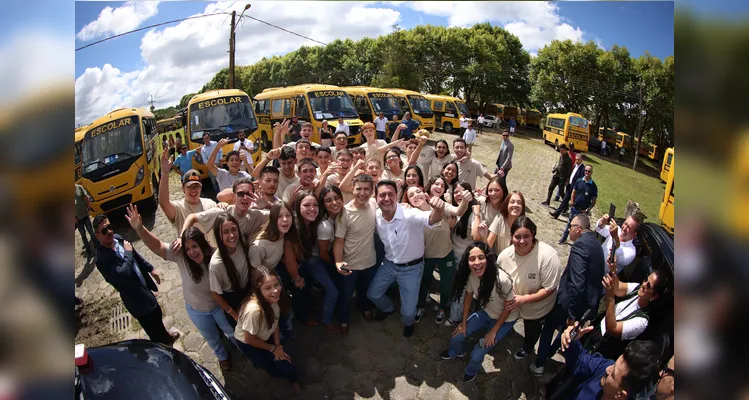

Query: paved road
[[75, 127, 597, 400]]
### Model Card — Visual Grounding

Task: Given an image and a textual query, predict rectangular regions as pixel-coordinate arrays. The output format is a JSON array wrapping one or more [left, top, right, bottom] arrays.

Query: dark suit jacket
[[566, 162, 586, 189], [553, 153, 572, 180], [495, 139, 514, 171], [95, 234, 159, 318], [556, 231, 605, 321]]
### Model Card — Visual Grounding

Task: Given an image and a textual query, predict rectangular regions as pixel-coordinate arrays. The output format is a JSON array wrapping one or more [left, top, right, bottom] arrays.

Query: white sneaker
[[415, 308, 425, 323], [435, 310, 446, 324], [444, 318, 459, 327], [529, 364, 545, 376]]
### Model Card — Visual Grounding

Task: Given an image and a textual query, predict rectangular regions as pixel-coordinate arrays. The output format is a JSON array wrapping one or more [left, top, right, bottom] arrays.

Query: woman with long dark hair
[[477, 190, 526, 255], [209, 212, 252, 325], [471, 176, 508, 241], [317, 185, 343, 265], [399, 164, 425, 203], [441, 161, 460, 203], [441, 241, 517, 383], [498, 216, 563, 362], [125, 205, 235, 372], [249, 201, 293, 270], [235, 266, 302, 393]]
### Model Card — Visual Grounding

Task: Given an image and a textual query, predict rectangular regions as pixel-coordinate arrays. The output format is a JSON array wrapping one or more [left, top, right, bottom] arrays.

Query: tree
[[179, 93, 196, 109]]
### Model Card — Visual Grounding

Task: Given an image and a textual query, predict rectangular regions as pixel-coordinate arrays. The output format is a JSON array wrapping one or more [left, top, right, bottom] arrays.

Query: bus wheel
[[543, 133, 549, 145], [554, 140, 560, 151], [443, 122, 454, 134], [261, 131, 271, 152]]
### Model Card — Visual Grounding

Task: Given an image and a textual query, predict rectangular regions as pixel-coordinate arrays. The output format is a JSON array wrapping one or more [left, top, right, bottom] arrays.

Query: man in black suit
[[542, 144, 572, 206], [550, 152, 586, 219], [93, 214, 179, 345], [528, 214, 605, 375]]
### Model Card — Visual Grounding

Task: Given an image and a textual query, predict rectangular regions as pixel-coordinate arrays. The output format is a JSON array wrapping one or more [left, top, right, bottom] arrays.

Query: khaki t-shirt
[[196, 206, 269, 244], [248, 238, 285, 269], [416, 146, 436, 178], [498, 242, 563, 320], [282, 181, 317, 204], [335, 198, 377, 270], [430, 154, 455, 178], [165, 243, 216, 312], [451, 213, 476, 262], [424, 203, 459, 259], [360, 139, 387, 162], [208, 242, 251, 294], [169, 198, 217, 233], [457, 158, 487, 189], [478, 196, 501, 228], [234, 300, 280, 343], [489, 214, 512, 255], [277, 171, 299, 198], [326, 173, 354, 204], [466, 267, 517, 321]]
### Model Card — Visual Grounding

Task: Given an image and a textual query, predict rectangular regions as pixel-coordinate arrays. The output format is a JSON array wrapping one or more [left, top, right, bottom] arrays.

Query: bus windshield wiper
[[83, 160, 115, 173]]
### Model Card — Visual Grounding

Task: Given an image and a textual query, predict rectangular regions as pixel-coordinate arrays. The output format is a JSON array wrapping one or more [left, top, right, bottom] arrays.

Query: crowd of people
[[76, 118, 673, 399]]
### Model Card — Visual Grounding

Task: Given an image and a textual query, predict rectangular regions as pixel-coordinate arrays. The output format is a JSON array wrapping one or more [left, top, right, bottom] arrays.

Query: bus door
[[352, 94, 374, 123], [255, 98, 272, 150], [271, 97, 293, 142]]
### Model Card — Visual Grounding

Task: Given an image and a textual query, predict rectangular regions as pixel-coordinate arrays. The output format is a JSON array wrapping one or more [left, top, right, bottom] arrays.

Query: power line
[[242, 15, 328, 46], [75, 11, 230, 51]]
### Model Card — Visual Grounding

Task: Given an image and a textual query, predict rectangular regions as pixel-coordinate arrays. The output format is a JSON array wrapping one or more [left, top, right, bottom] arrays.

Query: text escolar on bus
[[424, 94, 469, 135], [342, 86, 403, 139], [382, 88, 435, 132], [75, 125, 87, 184], [543, 112, 590, 152], [253, 84, 364, 149], [80, 108, 161, 215], [185, 89, 262, 180]]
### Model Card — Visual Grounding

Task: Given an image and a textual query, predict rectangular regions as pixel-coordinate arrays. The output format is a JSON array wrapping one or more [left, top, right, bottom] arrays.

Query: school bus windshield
[[367, 92, 401, 115], [308, 90, 358, 119], [456, 102, 469, 116], [189, 95, 257, 141], [526, 110, 540, 119], [408, 96, 433, 116], [82, 116, 143, 174]]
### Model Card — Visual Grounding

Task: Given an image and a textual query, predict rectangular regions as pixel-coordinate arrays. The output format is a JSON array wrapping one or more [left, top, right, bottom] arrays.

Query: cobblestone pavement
[[75, 126, 599, 399]]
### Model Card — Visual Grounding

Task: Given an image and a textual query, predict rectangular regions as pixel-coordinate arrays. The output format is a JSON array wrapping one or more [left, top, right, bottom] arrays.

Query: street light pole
[[633, 74, 645, 171], [228, 4, 251, 90]]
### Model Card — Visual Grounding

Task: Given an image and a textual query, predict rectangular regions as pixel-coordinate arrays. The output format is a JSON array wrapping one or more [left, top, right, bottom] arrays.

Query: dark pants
[[546, 176, 566, 203], [552, 184, 574, 217], [521, 315, 546, 353], [477, 124, 483, 134], [535, 304, 568, 367], [277, 263, 313, 324], [460, 127, 467, 137], [136, 305, 173, 345], [337, 265, 378, 324], [235, 328, 298, 383], [376, 130, 386, 141], [76, 216, 96, 253], [560, 207, 583, 242], [220, 288, 249, 329], [494, 167, 510, 187]]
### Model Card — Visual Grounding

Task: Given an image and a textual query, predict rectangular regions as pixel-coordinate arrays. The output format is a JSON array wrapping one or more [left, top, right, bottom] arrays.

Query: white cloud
[[76, 2, 160, 42]]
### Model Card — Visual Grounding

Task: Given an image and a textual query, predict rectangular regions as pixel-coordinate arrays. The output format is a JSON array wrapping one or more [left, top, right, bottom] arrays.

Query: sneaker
[[440, 349, 466, 359], [444, 318, 459, 327], [514, 348, 528, 360], [540, 201, 550, 206], [415, 308, 425, 323], [529, 363, 545, 376], [549, 211, 559, 219], [462, 373, 477, 382], [558, 239, 566, 245], [435, 310, 446, 324]]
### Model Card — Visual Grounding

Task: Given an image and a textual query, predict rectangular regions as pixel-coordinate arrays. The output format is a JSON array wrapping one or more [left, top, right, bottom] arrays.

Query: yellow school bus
[[424, 94, 469, 134], [383, 88, 435, 132], [523, 108, 542, 128], [503, 106, 519, 123], [660, 147, 674, 182], [184, 89, 262, 179], [254, 84, 364, 148], [659, 152, 674, 234], [543, 113, 590, 152], [80, 108, 161, 214], [341, 86, 404, 124], [75, 126, 87, 183], [634, 137, 657, 160], [598, 127, 618, 146], [616, 132, 633, 151]]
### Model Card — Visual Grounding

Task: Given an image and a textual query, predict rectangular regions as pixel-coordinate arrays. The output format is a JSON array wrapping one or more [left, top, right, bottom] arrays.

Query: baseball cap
[[182, 170, 202, 187], [560, 144, 568, 150]]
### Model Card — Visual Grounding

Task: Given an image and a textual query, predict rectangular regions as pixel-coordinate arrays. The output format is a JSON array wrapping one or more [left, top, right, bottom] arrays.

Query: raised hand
[[266, 148, 282, 160], [462, 189, 474, 203], [125, 204, 143, 231], [217, 138, 229, 147], [478, 221, 489, 239], [429, 194, 445, 210], [160, 148, 172, 173], [123, 240, 133, 252]]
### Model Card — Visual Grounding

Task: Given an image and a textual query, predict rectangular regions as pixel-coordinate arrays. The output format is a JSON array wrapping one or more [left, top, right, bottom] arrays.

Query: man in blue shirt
[[550, 322, 660, 400], [172, 144, 196, 177], [400, 111, 420, 139], [559, 165, 597, 244]]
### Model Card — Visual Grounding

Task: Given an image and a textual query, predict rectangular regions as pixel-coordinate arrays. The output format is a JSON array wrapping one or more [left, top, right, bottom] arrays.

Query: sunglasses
[[584, 169, 593, 172], [99, 224, 113, 235], [235, 191, 252, 198]]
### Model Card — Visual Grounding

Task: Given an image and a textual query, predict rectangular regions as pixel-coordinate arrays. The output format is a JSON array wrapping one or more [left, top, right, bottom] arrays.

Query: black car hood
[[77, 339, 228, 400]]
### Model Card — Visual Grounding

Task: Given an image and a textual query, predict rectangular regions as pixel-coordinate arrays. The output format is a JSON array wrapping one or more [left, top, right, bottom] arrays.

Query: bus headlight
[[134, 166, 145, 186]]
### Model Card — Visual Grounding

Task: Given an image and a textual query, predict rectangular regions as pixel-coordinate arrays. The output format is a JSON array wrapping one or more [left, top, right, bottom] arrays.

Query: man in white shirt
[[199, 133, 222, 193], [335, 116, 350, 136], [459, 114, 469, 137], [462, 121, 477, 153], [367, 180, 444, 337], [596, 213, 640, 273], [233, 130, 254, 172], [476, 114, 485, 134], [374, 112, 389, 141]]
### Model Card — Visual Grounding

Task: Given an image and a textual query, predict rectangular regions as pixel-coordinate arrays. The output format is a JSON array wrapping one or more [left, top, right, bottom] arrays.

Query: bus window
[[433, 101, 444, 111], [547, 117, 565, 129], [295, 95, 309, 119], [255, 99, 269, 115], [272, 98, 291, 118], [445, 102, 457, 115], [397, 97, 410, 112], [354, 95, 370, 115]]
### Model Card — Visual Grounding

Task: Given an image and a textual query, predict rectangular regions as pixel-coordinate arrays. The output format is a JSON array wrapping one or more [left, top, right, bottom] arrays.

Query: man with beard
[[158, 149, 217, 235], [282, 158, 319, 204]]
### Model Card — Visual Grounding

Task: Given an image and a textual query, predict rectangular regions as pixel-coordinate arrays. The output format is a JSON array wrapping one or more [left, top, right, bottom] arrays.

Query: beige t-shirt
[[326, 173, 354, 204], [457, 158, 487, 189], [430, 154, 455, 178], [478, 196, 501, 227], [282, 181, 317, 204], [416, 146, 436, 178], [466, 267, 517, 321], [424, 203, 459, 259], [335, 198, 377, 270], [248, 238, 285, 269], [165, 243, 216, 312], [169, 198, 217, 233], [277, 171, 299, 198], [498, 242, 563, 320], [489, 214, 512, 255], [234, 300, 280, 343], [451, 212, 476, 262], [208, 242, 251, 294], [360, 139, 387, 162], [196, 206, 269, 244]]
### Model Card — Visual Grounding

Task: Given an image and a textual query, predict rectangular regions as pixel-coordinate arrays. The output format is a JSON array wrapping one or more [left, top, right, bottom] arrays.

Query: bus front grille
[[101, 194, 133, 213]]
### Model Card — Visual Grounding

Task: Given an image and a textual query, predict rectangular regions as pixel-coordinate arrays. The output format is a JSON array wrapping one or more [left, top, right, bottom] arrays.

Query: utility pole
[[632, 74, 645, 171], [228, 10, 236, 89], [148, 94, 155, 112]]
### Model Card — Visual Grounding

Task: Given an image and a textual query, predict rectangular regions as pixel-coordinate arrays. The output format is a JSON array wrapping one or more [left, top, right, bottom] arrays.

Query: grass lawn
[[583, 152, 665, 222]]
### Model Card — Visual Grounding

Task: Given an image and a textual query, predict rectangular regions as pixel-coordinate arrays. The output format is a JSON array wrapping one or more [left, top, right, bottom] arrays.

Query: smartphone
[[340, 267, 351, 273], [569, 309, 592, 341], [608, 203, 616, 222]]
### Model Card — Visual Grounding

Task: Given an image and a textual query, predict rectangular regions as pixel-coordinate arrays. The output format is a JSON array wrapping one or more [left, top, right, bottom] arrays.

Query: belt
[[394, 257, 424, 267]]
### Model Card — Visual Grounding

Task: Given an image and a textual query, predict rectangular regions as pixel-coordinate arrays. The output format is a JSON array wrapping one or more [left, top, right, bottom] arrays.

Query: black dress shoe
[[540, 201, 550, 206], [549, 211, 559, 219], [403, 324, 414, 337]]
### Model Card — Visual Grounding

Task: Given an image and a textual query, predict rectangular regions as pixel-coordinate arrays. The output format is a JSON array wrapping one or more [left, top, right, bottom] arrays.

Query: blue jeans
[[448, 254, 466, 322], [560, 207, 583, 242], [535, 303, 568, 368], [337, 264, 378, 324], [448, 309, 517, 375], [367, 259, 424, 326], [277, 263, 313, 323], [307, 257, 340, 325], [376, 130, 386, 141], [185, 303, 236, 361], [235, 323, 297, 383]]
